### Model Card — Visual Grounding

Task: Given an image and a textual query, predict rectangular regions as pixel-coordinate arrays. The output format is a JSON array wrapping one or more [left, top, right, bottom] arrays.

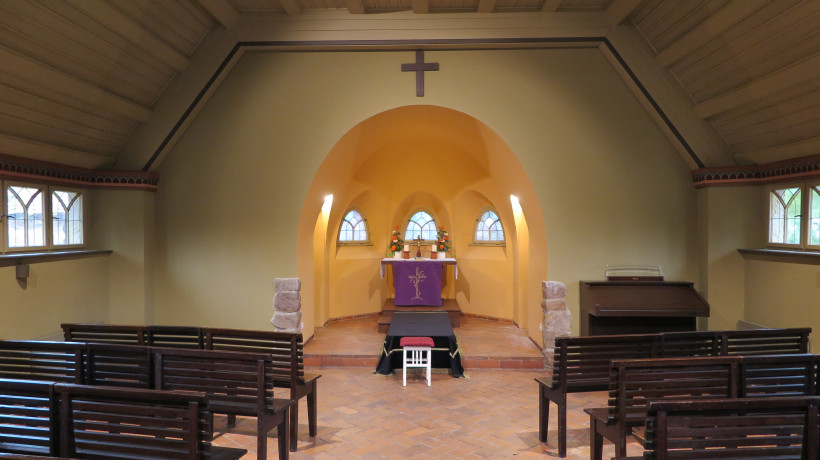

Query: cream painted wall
[[90, 190, 156, 324], [745, 259, 820, 351], [698, 186, 764, 331], [156, 47, 698, 342], [0, 259, 108, 339]]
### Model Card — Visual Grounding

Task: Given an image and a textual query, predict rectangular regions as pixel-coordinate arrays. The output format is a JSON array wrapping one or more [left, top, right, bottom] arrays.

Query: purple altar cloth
[[393, 260, 442, 306]]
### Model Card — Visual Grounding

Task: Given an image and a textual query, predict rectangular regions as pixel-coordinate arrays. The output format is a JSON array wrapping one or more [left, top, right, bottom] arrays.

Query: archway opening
[[297, 105, 546, 343]]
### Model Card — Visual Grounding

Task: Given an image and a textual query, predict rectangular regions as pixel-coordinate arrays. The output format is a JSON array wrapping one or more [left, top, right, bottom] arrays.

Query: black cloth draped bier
[[375, 311, 464, 378]]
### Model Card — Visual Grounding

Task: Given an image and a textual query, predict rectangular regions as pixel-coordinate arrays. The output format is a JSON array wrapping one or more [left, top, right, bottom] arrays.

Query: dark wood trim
[[0, 153, 158, 191], [0, 249, 112, 268], [738, 248, 820, 265]]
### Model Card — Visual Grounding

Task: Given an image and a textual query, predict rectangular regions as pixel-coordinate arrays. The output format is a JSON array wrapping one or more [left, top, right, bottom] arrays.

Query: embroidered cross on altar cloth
[[393, 260, 442, 306]]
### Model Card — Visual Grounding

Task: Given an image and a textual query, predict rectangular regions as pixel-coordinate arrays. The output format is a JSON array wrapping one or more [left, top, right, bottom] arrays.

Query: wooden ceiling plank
[[693, 52, 820, 119], [0, 112, 118, 156], [412, 0, 429, 14], [656, 0, 769, 68], [278, 0, 303, 15], [541, 0, 561, 13], [735, 136, 820, 165], [0, 83, 134, 138], [66, 0, 189, 71], [714, 78, 820, 132], [31, 1, 176, 85], [606, 0, 642, 25], [0, 45, 152, 123], [346, 0, 365, 13], [0, 133, 115, 170], [197, 0, 240, 28], [672, 0, 803, 85], [477, 0, 495, 13], [114, 0, 208, 52], [637, 0, 702, 44]]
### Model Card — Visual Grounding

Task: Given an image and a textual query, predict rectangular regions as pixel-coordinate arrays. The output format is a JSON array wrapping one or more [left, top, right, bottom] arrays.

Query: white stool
[[400, 336, 434, 386]]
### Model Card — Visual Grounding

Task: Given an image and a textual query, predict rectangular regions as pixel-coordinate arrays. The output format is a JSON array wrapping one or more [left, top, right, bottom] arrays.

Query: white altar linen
[[380, 258, 458, 280]]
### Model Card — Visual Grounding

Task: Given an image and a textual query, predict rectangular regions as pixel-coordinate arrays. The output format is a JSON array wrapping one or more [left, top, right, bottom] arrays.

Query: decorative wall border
[[0, 153, 158, 191], [692, 154, 820, 188]]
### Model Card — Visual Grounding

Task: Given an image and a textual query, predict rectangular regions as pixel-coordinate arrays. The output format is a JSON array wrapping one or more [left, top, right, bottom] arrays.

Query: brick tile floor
[[213, 317, 642, 458], [211, 368, 643, 459]]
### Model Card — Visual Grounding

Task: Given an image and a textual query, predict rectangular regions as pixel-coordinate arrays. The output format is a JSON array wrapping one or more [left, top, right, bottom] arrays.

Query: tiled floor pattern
[[304, 315, 543, 370], [211, 368, 644, 459]]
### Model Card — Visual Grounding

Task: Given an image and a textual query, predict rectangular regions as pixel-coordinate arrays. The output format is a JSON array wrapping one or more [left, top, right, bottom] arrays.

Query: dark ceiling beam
[[197, 0, 240, 28], [346, 0, 365, 14], [412, 0, 429, 14], [606, 0, 641, 25]]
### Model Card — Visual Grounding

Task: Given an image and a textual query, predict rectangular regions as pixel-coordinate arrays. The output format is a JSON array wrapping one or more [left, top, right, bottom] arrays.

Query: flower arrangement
[[388, 226, 404, 255], [436, 226, 450, 253]]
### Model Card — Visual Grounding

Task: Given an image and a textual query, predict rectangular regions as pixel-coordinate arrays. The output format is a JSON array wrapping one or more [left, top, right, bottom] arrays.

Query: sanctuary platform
[[304, 314, 542, 371], [377, 298, 461, 332]]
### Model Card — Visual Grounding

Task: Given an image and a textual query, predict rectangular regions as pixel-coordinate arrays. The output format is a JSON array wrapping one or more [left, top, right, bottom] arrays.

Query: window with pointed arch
[[337, 208, 369, 244], [474, 208, 505, 245], [404, 210, 438, 242], [769, 185, 802, 247]]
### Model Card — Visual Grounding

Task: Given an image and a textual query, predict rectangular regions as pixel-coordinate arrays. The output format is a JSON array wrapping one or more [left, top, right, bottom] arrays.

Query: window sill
[[0, 249, 112, 268], [737, 248, 820, 266]]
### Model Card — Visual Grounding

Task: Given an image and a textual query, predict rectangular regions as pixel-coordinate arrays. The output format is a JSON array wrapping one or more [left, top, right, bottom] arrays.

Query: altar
[[378, 257, 461, 331]]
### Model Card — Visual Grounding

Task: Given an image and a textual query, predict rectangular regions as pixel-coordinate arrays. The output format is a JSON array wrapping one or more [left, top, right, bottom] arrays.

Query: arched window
[[404, 210, 437, 241], [338, 208, 369, 243], [769, 186, 801, 246], [474, 209, 505, 244]]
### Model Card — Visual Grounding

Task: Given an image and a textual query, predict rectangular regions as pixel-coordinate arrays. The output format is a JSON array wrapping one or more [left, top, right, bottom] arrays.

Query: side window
[[52, 189, 84, 246], [768, 186, 802, 246], [338, 208, 368, 243], [6, 183, 45, 249], [809, 184, 820, 248], [474, 209, 504, 244], [404, 210, 437, 241]]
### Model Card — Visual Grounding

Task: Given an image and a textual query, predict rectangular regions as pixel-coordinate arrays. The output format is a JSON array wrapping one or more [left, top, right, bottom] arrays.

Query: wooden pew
[[152, 347, 294, 460], [0, 379, 58, 457], [203, 327, 320, 452], [641, 396, 820, 460], [0, 341, 84, 384], [740, 353, 817, 398], [535, 333, 660, 457], [56, 382, 246, 460], [586, 356, 742, 460], [61, 323, 146, 345], [146, 326, 203, 349], [536, 327, 813, 457]]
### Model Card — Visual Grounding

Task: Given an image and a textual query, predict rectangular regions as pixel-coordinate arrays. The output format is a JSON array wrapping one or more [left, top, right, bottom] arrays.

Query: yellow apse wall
[[154, 47, 698, 343]]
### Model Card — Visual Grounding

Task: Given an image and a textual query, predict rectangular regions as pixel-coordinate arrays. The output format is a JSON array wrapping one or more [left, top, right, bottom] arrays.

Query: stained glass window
[[404, 211, 437, 241], [338, 209, 368, 242], [52, 190, 84, 246], [475, 209, 504, 242]]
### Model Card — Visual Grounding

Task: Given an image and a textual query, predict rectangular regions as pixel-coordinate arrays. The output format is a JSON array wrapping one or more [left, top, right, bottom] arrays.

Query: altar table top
[[374, 311, 464, 378], [380, 258, 458, 279]]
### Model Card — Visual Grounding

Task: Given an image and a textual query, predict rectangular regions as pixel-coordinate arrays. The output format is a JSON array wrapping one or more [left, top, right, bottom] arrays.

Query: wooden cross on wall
[[401, 50, 439, 97]]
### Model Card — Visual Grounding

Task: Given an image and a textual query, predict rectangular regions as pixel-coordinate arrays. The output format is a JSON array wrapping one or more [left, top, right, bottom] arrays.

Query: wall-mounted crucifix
[[401, 50, 439, 97]]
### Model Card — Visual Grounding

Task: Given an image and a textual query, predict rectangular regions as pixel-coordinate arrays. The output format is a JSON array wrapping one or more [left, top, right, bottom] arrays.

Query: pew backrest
[[644, 396, 820, 460], [719, 327, 811, 355], [0, 341, 84, 384], [84, 343, 152, 388], [203, 327, 303, 388], [152, 347, 274, 415], [607, 356, 742, 426], [61, 323, 146, 345], [657, 331, 720, 357], [56, 383, 214, 460], [552, 334, 660, 393], [0, 379, 58, 456], [145, 326, 203, 349], [739, 353, 817, 398]]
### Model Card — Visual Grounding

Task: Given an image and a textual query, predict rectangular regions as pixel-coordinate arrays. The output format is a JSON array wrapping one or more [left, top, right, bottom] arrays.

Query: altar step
[[303, 315, 544, 371], [303, 352, 543, 370], [377, 298, 462, 333]]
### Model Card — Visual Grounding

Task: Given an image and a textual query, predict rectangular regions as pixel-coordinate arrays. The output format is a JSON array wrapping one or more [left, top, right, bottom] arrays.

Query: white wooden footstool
[[399, 336, 434, 386]]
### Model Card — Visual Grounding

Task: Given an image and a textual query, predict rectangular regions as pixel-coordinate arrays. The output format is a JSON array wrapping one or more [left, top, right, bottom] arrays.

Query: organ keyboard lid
[[580, 267, 710, 318]]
